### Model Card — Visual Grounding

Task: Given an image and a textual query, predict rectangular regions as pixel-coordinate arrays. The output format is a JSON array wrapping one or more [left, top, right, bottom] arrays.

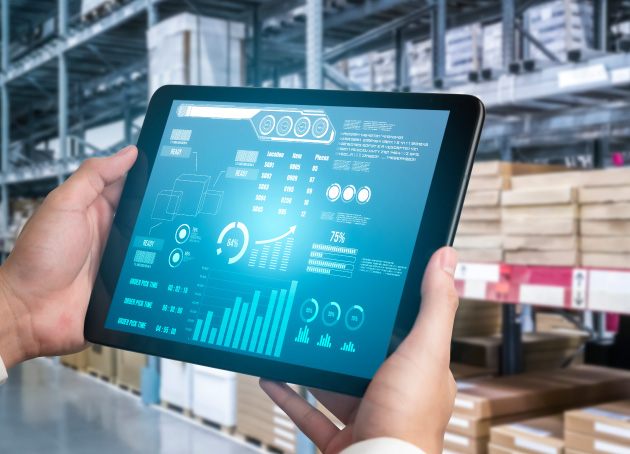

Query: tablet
[[85, 86, 484, 396]]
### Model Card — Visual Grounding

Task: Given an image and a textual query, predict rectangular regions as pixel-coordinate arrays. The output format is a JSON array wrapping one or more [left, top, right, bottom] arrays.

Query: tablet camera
[[175, 224, 191, 244], [169, 248, 184, 268], [341, 185, 356, 203], [326, 183, 341, 202], [276, 116, 293, 136], [294, 117, 311, 137], [312, 117, 329, 138], [259, 115, 276, 135]]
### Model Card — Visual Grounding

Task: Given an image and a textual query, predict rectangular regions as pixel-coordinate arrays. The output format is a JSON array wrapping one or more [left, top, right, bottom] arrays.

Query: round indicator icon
[[276, 116, 293, 136], [345, 305, 365, 331], [216, 221, 249, 265], [259, 115, 276, 135], [300, 298, 319, 323], [342, 185, 356, 203], [357, 186, 372, 204], [175, 224, 191, 244], [312, 117, 329, 138], [322, 302, 341, 327], [326, 183, 341, 202], [294, 117, 311, 137], [169, 248, 184, 268]]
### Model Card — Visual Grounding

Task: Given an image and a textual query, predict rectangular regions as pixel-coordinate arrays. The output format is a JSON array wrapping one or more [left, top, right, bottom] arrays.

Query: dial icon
[[357, 186, 371, 204], [300, 298, 319, 323], [312, 117, 329, 138], [342, 185, 356, 203], [169, 248, 184, 268], [276, 116, 293, 136], [259, 115, 276, 135], [216, 222, 249, 264], [294, 117, 311, 137], [322, 302, 341, 327], [175, 224, 191, 244], [345, 305, 364, 331], [326, 183, 341, 202]]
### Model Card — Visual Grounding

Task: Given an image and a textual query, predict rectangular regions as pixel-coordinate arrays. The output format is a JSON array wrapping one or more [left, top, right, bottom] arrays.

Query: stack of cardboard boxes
[[502, 186, 580, 266], [536, 311, 587, 337], [565, 400, 630, 454], [236, 374, 300, 453], [489, 415, 564, 454], [453, 299, 503, 338], [445, 366, 630, 454]]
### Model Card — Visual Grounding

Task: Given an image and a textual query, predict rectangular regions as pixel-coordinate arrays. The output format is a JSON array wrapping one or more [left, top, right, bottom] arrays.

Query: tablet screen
[[106, 100, 449, 379]]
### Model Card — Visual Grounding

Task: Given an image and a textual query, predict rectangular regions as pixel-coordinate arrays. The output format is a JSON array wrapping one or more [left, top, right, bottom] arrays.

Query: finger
[[397, 247, 459, 362], [260, 379, 339, 450], [307, 388, 360, 425], [101, 175, 127, 212], [51, 146, 138, 212]]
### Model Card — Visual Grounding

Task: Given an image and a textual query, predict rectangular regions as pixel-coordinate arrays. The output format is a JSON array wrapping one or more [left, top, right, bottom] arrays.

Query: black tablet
[[85, 86, 484, 396]]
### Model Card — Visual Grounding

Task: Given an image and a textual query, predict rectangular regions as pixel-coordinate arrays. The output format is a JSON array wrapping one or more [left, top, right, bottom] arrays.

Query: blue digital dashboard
[[105, 100, 450, 379]]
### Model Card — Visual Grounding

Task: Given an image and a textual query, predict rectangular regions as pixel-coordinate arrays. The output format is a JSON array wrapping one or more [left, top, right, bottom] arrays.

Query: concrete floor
[[0, 358, 261, 454]]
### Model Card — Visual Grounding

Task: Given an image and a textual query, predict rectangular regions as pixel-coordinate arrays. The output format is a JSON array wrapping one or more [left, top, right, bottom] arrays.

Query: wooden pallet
[[116, 380, 141, 396], [59, 362, 87, 373], [160, 400, 192, 417], [234, 433, 290, 454], [193, 416, 235, 435], [87, 368, 113, 383]]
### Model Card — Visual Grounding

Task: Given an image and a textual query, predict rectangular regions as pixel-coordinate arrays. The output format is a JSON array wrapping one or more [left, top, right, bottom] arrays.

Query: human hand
[[0, 146, 137, 369], [260, 247, 459, 454]]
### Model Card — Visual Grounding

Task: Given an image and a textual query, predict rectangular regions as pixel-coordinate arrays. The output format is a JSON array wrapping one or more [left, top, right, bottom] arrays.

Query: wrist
[[0, 265, 35, 369]]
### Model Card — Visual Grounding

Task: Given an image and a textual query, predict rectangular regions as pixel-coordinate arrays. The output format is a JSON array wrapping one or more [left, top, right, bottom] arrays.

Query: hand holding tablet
[[83, 86, 484, 395]]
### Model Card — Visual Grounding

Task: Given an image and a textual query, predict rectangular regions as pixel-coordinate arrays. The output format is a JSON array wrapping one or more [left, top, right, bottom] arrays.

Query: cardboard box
[[565, 400, 630, 445], [504, 235, 578, 251], [444, 432, 489, 454], [471, 162, 570, 179], [502, 187, 576, 206], [578, 186, 630, 204], [581, 237, 630, 253], [116, 350, 146, 390], [160, 359, 193, 410], [505, 250, 580, 266], [582, 253, 630, 269], [452, 363, 495, 380], [580, 220, 630, 236], [511, 168, 630, 190], [502, 219, 578, 235], [87, 345, 116, 379], [565, 431, 630, 454], [490, 415, 563, 454], [193, 366, 237, 427]]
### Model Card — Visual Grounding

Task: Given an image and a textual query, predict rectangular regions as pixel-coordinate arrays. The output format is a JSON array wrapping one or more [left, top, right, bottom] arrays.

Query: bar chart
[[341, 341, 356, 353], [191, 280, 298, 358], [316, 333, 331, 348], [295, 326, 310, 344]]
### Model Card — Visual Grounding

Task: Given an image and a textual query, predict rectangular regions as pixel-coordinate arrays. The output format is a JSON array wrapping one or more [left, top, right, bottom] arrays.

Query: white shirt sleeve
[[338, 438, 425, 454], [0, 354, 7, 386]]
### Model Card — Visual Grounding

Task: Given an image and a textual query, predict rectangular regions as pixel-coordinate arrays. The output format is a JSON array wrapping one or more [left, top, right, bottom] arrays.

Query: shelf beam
[[306, 0, 323, 89], [432, 0, 445, 82]]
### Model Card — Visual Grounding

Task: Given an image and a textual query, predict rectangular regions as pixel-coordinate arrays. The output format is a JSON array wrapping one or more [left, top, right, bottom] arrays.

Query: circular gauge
[[342, 185, 356, 203], [322, 302, 341, 327], [312, 117, 329, 138], [294, 117, 311, 137], [169, 248, 184, 268], [357, 186, 372, 204], [216, 221, 249, 265], [276, 116, 293, 136], [175, 224, 191, 244], [300, 298, 319, 323], [345, 305, 365, 331], [259, 115, 276, 135], [326, 183, 341, 202]]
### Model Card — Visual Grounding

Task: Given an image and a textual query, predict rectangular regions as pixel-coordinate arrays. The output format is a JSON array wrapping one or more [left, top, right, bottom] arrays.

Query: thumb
[[51, 146, 138, 212], [396, 247, 459, 364]]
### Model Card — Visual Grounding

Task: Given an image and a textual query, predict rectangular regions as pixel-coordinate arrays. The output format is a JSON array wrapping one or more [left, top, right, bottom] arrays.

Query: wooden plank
[[460, 207, 502, 221], [468, 175, 509, 191], [582, 252, 630, 269], [457, 249, 503, 262], [454, 235, 503, 249], [580, 203, 630, 220], [505, 250, 580, 266], [470, 161, 570, 178], [502, 218, 577, 235], [502, 204, 578, 220], [503, 235, 578, 251], [457, 221, 502, 235], [580, 220, 630, 236], [578, 186, 630, 204], [463, 190, 501, 207], [471, 161, 501, 177], [511, 168, 630, 190], [501, 187, 576, 207], [580, 236, 630, 253]]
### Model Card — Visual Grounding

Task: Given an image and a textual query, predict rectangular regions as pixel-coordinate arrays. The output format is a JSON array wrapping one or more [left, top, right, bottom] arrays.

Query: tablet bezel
[[85, 85, 484, 396]]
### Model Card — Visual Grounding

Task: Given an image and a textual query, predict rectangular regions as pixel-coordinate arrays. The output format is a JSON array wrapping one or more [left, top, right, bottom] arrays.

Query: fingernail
[[440, 247, 458, 276]]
